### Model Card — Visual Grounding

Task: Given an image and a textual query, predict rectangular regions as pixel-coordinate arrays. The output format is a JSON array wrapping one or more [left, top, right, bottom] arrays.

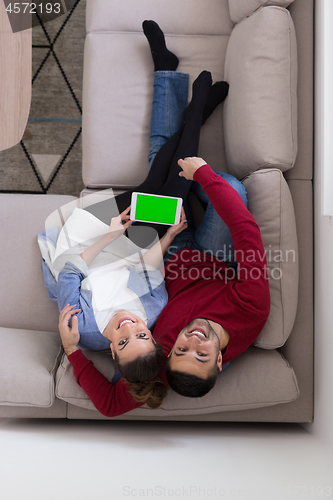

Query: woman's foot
[[182, 71, 213, 122], [183, 80, 229, 125], [202, 81, 229, 124], [142, 20, 179, 71]]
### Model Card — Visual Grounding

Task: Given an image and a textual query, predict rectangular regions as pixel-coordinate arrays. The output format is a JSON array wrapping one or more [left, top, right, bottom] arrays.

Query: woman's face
[[104, 310, 155, 361]]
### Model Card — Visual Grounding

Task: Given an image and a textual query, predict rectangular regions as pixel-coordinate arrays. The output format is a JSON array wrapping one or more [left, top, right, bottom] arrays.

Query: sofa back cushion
[[228, 0, 294, 24], [223, 6, 297, 179], [243, 169, 298, 348]]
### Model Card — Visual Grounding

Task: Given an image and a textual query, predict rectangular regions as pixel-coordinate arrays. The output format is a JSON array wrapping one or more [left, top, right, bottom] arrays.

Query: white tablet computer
[[130, 192, 182, 225]]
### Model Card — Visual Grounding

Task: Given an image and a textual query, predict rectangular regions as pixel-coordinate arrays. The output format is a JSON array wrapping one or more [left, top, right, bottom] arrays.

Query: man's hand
[[58, 303, 81, 356], [178, 157, 207, 180], [166, 207, 188, 239], [108, 206, 133, 239]]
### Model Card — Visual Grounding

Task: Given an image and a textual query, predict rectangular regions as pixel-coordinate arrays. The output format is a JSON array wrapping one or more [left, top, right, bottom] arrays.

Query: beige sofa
[[0, 0, 314, 422]]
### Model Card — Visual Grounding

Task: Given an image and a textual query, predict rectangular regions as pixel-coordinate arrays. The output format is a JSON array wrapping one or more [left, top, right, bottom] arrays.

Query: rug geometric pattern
[[0, 0, 85, 196]]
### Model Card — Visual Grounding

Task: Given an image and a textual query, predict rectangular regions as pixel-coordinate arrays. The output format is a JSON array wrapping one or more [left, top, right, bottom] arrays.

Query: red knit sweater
[[154, 165, 271, 365], [68, 164, 270, 417]]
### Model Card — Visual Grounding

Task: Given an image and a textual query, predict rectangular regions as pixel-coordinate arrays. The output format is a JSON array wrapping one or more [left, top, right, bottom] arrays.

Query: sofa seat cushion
[[56, 347, 299, 415], [0, 194, 77, 332], [223, 6, 297, 178], [0, 327, 62, 407], [243, 169, 298, 348], [228, 0, 294, 24]]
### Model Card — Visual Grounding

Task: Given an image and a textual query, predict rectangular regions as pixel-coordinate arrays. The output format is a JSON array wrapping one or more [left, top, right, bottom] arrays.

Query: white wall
[[303, 0, 333, 447]]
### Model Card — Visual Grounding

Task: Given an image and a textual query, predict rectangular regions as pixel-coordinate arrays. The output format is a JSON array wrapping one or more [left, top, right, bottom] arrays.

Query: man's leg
[[83, 67, 190, 247], [148, 71, 189, 168], [84, 26, 187, 227]]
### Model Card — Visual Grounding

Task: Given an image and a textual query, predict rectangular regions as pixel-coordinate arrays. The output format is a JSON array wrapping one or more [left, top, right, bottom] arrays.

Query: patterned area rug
[[0, 0, 86, 196]]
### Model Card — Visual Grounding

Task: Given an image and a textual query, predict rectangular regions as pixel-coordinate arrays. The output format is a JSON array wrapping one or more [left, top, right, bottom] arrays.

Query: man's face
[[168, 319, 223, 378]]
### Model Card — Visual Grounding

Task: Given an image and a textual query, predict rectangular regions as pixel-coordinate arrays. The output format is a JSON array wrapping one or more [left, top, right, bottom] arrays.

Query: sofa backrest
[[228, 0, 294, 24], [223, 6, 298, 179]]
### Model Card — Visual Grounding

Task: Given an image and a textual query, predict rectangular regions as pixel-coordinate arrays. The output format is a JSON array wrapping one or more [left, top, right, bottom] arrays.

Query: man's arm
[[178, 157, 270, 311], [178, 157, 264, 264], [178, 156, 207, 180]]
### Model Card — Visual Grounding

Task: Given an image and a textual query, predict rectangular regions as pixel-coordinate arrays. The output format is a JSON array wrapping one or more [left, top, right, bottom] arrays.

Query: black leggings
[[85, 106, 203, 248]]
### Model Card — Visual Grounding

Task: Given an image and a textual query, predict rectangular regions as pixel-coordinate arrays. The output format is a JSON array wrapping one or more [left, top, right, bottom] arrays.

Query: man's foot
[[142, 20, 179, 71], [182, 71, 213, 122], [202, 81, 229, 125]]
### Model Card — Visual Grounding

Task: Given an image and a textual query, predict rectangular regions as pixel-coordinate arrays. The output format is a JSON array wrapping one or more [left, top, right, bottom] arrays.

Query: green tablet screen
[[135, 194, 178, 224]]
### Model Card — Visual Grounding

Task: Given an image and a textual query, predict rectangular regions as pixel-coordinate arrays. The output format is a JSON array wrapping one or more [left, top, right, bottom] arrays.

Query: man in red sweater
[[153, 156, 271, 397], [58, 157, 270, 415]]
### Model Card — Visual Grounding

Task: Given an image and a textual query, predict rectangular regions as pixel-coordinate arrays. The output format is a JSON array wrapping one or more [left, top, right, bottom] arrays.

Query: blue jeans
[[148, 71, 189, 168]]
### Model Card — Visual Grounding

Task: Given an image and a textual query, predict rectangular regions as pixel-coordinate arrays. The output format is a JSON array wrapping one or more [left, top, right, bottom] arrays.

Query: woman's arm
[[80, 207, 132, 267], [58, 304, 144, 416], [140, 208, 188, 269], [58, 303, 81, 355]]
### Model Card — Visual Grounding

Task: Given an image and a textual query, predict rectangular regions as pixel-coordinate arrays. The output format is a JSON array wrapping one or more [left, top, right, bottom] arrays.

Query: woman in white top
[[42, 21, 228, 409]]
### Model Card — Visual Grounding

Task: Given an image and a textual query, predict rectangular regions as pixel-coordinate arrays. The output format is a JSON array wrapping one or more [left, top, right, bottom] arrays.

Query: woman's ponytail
[[127, 379, 167, 409], [113, 341, 167, 408]]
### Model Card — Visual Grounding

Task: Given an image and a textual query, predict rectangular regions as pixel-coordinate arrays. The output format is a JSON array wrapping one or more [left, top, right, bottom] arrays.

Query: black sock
[[142, 20, 179, 71], [182, 71, 213, 123], [202, 81, 229, 125]]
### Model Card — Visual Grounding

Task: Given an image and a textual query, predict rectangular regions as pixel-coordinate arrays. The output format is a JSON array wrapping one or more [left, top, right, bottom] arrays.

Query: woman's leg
[[146, 80, 229, 187], [157, 71, 212, 200], [123, 71, 213, 245], [119, 73, 228, 246], [84, 21, 229, 247], [85, 71, 212, 227]]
